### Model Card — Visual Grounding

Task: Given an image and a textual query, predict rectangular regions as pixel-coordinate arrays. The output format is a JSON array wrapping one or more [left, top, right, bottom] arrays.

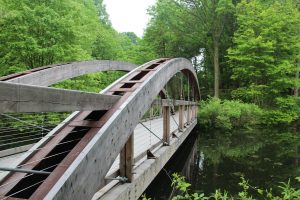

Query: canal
[[144, 126, 300, 199]]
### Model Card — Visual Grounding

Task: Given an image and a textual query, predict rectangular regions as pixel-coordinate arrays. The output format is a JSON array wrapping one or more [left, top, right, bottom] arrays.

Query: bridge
[[0, 58, 199, 200]]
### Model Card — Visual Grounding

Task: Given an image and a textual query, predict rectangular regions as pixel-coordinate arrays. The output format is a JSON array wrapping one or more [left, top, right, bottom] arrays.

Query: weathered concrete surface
[[0, 144, 33, 158], [44, 58, 199, 200], [0, 153, 24, 181], [5, 60, 136, 86], [98, 120, 197, 200], [0, 82, 120, 113]]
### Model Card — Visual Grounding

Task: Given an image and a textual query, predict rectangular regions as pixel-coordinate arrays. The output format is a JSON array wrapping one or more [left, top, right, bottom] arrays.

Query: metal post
[[120, 134, 134, 182], [0, 167, 50, 175], [163, 106, 170, 145]]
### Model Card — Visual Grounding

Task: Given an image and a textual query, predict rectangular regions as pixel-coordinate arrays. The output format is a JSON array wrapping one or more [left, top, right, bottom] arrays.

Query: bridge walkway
[[0, 111, 185, 185]]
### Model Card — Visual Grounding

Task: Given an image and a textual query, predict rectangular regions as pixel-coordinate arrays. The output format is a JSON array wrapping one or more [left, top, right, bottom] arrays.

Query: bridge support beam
[[179, 105, 184, 131], [163, 106, 170, 145], [120, 134, 134, 182]]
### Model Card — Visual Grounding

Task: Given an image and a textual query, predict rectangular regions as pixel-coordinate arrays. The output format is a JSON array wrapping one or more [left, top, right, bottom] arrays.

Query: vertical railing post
[[194, 102, 197, 120], [195, 105, 198, 120], [187, 104, 190, 125], [163, 105, 170, 145], [150, 106, 154, 119], [179, 104, 184, 131], [190, 104, 193, 121], [120, 134, 134, 182], [192, 104, 195, 121]]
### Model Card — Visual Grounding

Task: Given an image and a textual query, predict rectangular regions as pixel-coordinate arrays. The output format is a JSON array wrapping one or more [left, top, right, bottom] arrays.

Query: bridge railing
[[117, 99, 198, 182]]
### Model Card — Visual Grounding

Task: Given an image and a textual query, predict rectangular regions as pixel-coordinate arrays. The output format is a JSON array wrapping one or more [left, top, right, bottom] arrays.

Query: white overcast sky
[[103, 0, 156, 37]]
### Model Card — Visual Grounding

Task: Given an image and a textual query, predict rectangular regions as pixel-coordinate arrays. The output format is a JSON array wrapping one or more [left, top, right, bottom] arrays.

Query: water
[[144, 126, 300, 199]]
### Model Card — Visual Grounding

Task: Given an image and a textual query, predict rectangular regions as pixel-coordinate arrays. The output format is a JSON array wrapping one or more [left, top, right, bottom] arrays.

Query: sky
[[103, 0, 156, 37]]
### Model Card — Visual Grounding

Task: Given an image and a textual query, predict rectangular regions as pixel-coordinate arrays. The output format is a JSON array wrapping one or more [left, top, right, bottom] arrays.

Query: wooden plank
[[179, 105, 184, 131], [163, 106, 170, 144], [119, 134, 134, 182], [186, 105, 190, 125]]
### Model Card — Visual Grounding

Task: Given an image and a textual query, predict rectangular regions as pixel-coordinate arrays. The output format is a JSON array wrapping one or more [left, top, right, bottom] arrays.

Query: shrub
[[141, 174, 300, 200], [261, 97, 300, 125], [198, 98, 263, 131]]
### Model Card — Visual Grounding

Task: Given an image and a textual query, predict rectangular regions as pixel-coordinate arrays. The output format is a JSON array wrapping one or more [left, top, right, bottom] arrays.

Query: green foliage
[[198, 98, 262, 130], [142, 174, 300, 200], [171, 173, 204, 200], [262, 110, 297, 125], [140, 194, 151, 200], [53, 71, 125, 93], [0, 0, 153, 77], [261, 97, 300, 125], [228, 0, 300, 104], [144, 0, 238, 96], [0, 0, 101, 76], [91, 27, 121, 60]]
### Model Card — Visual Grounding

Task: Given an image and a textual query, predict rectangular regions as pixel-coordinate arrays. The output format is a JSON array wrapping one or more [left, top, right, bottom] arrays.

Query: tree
[[144, 0, 201, 58], [175, 0, 236, 98], [143, 0, 237, 98], [0, 0, 99, 76], [93, 0, 111, 26], [92, 27, 121, 60], [228, 0, 300, 106]]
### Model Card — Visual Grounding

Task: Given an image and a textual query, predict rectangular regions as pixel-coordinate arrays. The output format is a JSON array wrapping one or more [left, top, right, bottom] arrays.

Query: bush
[[261, 97, 300, 125], [198, 98, 263, 131], [141, 174, 300, 200]]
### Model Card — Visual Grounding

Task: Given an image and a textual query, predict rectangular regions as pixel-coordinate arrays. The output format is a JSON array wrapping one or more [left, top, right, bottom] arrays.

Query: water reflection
[[144, 127, 300, 199]]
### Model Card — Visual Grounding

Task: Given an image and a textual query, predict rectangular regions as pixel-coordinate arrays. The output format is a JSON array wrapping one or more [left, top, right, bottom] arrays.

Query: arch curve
[[0, 60, 137, 86], [46, 58, 200, 199]]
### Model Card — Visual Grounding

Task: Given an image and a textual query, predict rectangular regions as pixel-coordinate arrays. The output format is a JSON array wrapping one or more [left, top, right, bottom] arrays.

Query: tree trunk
[[213, 40, 220, 98]]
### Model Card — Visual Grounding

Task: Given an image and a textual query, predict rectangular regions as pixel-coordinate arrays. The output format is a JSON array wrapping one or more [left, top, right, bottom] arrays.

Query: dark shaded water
[[144, 126, 300, 199]]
